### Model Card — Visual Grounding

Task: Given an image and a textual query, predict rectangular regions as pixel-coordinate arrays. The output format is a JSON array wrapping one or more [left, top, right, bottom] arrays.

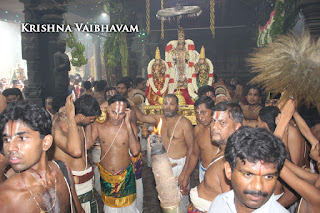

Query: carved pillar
[[20, 0, 68, 105], [300, 0, 320, 39], [84, 47, 91, 79], [93, 35, 102, 80]]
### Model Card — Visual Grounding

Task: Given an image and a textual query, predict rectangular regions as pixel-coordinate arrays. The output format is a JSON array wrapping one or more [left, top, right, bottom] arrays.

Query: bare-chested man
[[131, 93, 194, 213], [0, 93, 8, 183], [258, 106, 306, 167], [311, 123, 320, 141], [241, 86, 262, 127], [116, 78, 139, 125], [0, 92, 7, 114], [128, 77, 146, 107], [275, 100, 320, 213], [0, 101, 84, 213], [230, 77, 243, 103], [257, 106, 301, 209], [187, 96, 218, 183], [0, 149, 9, 183], [189, 101, 243, 213], [115, 79, 144, 212], [91, 95, 140, 213], [52, 94, 101, 212]]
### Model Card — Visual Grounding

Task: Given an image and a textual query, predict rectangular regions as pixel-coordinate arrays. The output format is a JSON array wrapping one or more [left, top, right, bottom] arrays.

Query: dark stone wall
[[128, 0, 257, 85]]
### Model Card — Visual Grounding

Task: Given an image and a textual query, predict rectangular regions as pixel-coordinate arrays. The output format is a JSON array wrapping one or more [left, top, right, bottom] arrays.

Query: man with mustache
[[131, 93, 194, 213], [208, 126, 288, 212], [189, 101, 243, 212]]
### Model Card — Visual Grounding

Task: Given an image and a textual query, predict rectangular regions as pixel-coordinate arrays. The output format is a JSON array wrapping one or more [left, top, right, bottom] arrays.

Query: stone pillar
[[300, 0, 320, 38], [84, 47, 91, 79], [20, 0, 68, 105], [93, 35, 102, 80]]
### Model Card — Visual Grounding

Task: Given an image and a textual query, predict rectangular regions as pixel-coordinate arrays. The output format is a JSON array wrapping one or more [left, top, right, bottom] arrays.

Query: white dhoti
[[103, 200, 140, 213], [72, 166, 98, 213], [92, 144, 101, 195], [136, 178, 143, 213], [199, 162, 207, 183], [130, 152, 143, 213], [190, 186, 212, 212], [169, 156, 190, 213]]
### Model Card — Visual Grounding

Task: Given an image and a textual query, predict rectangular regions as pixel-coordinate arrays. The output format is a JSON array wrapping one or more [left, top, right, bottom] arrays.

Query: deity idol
[[12, 64, 27, 87], [165, 27, 198, 104], [146, 47, 170, 105], [194, 46, 214, 88]]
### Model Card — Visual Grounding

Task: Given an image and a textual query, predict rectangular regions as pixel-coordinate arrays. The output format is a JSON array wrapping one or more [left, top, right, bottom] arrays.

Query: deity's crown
[[155, 47, 161, 60], [178, 27, 185, 43], [200, 46, 206, 59]]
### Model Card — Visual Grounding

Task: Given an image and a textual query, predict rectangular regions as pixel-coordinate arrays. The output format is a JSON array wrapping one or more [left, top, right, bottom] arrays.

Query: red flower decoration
[[188, 44, 195, 50], [166, 44, 173, 52]]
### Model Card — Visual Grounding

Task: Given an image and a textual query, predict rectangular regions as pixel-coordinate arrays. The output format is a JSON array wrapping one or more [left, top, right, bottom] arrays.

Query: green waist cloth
[[98, 162, 137, 208]]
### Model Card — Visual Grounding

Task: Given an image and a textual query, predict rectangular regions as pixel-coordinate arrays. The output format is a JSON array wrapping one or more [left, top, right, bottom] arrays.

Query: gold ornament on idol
[[200, 46, 205, 59], [147, 47, 170, 96], [194, 46, 214, 88], [155, 47, 161, 60], [20, 166, 57, 213]]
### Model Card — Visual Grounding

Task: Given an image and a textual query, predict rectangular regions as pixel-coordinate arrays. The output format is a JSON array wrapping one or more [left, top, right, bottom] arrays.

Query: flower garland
[[257, 0, 285, 47], [147, 59, 170, 95], [165, 39, 198, 100], [206, 58, 214, 86], [165, 40, 178, 94], [257, 8, 276, 47]]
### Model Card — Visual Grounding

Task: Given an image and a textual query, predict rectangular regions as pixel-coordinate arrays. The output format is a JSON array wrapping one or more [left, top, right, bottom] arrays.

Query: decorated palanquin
[[144, 27, 214, 126]]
